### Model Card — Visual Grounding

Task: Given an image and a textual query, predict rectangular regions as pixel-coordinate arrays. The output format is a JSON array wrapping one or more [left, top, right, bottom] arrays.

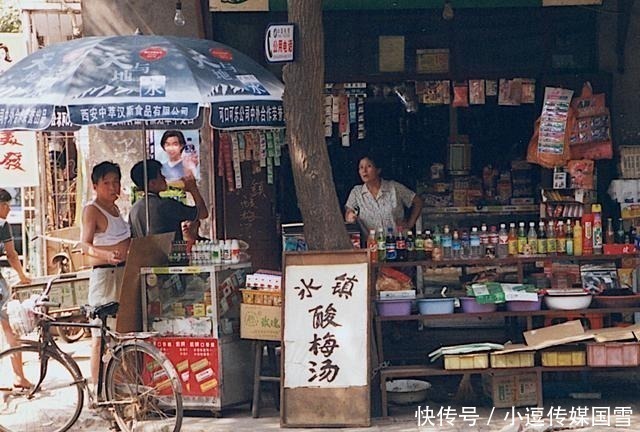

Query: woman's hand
[[345, 209, 358, 223]]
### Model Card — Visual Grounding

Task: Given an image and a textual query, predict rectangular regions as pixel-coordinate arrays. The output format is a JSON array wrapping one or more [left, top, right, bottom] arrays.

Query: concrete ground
[[2, 337, 640, 431]]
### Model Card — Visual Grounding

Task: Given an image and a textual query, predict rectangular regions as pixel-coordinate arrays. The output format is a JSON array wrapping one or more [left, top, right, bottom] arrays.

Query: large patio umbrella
[[0, 35, 284, 131], [0, 35, 284, 228]]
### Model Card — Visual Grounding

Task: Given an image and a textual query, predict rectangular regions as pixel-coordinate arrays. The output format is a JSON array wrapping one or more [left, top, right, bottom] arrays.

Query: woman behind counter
[[344, 155, 424, 234]]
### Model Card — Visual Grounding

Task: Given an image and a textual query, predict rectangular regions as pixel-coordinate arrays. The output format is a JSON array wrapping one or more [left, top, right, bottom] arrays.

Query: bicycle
[[0, 274, 183, 432]]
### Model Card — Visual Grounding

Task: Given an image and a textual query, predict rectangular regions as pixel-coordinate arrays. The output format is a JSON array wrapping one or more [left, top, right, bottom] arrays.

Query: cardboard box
[[490, 351, 535, 368], [444, 353, 488, 370], [240, 304, 281, 341], [483, 372, 539, 408]]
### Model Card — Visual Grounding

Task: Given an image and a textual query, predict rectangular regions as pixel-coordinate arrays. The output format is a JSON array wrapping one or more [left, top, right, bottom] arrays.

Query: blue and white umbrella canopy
[[0, 35, 284, 130]]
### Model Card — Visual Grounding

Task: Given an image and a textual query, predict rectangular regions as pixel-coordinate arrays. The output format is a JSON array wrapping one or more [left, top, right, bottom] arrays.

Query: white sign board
[[265, 24, 295, 63], [284, 262, 368, 388], [0, 131, 39, 186]]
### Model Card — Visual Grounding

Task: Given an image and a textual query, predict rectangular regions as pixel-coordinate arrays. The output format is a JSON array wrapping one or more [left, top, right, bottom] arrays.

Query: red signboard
[[152, 337, 220, 398]]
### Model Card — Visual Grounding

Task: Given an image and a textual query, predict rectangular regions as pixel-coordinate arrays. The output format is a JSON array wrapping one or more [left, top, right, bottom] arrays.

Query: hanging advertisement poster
[[0, 131, 38, 187], [151, 130, 201, 182], [538, 87, 574, 155]]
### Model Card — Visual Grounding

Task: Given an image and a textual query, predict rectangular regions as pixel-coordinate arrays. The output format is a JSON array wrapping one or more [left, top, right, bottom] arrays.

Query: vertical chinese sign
[[282, 251, 370, 427], [0, 131, 38, 186]]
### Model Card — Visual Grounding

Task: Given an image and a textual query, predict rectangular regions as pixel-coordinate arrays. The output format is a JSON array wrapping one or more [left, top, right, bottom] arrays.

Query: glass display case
[[140, 262, 253, 412]]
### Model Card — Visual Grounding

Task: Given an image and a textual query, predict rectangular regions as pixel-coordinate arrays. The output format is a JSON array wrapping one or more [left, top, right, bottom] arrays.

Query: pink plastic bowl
[[460, 297, 498, 313], [506, 295, 543, 311], [376, 299, 412, 316]]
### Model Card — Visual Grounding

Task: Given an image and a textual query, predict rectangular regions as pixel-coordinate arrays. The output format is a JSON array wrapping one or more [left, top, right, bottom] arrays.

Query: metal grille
[[44, 132, 78, 231]]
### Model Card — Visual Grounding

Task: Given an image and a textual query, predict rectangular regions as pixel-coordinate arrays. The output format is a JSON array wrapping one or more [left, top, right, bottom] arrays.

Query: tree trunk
[[283, 0, 351, 251]]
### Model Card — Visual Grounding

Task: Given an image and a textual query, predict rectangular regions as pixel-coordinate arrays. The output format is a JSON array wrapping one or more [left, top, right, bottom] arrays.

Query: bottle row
[[367, 214, 634, 263], [169, 239, 241, 266]]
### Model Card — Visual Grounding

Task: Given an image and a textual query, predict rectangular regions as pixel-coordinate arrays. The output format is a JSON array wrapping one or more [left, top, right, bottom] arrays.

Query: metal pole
[[142, 123, 150, 234]]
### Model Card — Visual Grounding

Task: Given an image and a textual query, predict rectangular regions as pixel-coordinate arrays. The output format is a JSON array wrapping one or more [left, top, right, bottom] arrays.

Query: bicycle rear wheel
[[104, 340, 183, 432], [0, 345, 84, 432]]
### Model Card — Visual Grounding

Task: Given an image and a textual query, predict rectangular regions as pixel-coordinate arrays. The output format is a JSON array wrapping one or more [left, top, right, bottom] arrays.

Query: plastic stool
[[544, 312, 604, 330], [251, 340, 280, 418]]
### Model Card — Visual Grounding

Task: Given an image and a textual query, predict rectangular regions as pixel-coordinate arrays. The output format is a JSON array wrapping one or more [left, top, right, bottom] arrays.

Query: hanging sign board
[[265, 23, 295, 63], [281, 250, 370, 428], [0, 131, 39, 186]]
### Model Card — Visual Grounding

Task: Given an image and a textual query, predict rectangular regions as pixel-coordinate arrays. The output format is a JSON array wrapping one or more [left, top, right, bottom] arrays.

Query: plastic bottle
[[212, 239, 221, 264], [537, 221, 547, 255], [231, 239, 240, 264], [497, 223, 509, 258], [605, 217, 615, 245], [573, 220, 583, 256], [517, 222, 527, 254], [431, 233, 442, 261], [406, 230, 415, 261], [592, 204, 603, 255], [423, 230, 434, 259], [507, 222, 518, 256], [460, 230, 470, 259], [479, 224, 489, 257], [415, 230, 425, 261], [385, 227, 397, 262], [223, 239, 232, 262], [377, 228, 386, 262], [565, 219, 574, 256], [469, 227, 481, 258], [617, 218, 626, 244], [367, 229, 378, 263], [546, 221, 557, 256], [527, 222, 537, 255], [441, 225, 452, 259], [582, 213, 594, 255], [556, 220, 566, 255], [451, 229, 461, 259], [396, 228, 407, 262]]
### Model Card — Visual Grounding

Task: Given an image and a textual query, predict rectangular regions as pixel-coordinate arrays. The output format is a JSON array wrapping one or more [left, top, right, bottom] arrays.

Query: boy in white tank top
[[79, 161, 131, 390]]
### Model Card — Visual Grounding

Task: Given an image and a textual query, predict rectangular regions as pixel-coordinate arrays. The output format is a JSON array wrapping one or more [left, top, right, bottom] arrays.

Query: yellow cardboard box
[[240, 304, 281, 341]]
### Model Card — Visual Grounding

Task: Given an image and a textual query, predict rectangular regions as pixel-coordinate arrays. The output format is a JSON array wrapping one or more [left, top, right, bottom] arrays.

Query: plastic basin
[[376, 299, 411, 316], [507, 295, 543, 311], [460, 297, 497, 313], [386, 379, 431, 405], [544, 294, 592, 310], [417, 298, 455, 315]]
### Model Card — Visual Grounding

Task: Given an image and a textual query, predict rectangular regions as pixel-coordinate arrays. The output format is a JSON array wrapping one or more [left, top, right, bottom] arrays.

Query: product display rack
[[140, 263, 253, 413], [372, 254, 640, 417]]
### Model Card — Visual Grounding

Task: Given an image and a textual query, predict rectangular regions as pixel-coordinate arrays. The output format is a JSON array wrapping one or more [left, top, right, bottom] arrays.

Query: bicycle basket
[[6, 296, 38, 337]]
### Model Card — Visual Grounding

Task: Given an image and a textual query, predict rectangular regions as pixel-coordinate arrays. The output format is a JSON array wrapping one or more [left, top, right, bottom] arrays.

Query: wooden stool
[[251, 340, 281, 418]]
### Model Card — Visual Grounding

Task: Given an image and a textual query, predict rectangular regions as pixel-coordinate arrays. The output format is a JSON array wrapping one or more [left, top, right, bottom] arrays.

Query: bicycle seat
[[91, 302, 120, 322]]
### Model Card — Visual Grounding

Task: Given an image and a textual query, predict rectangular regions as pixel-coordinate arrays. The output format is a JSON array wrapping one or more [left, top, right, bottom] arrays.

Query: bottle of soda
[[507, 222, 518, 256], [406, 230, 415, 261], [470, 227, 481, 258], [431, 231, 442, 261], [573, 219, 583, 256], [461, 230, 470, 259], [385, 227, 397, 262], [547, 220, 557, 256], [617, 218, 626, 244], [565, 219, 574, 256], [497, 223, 509, 258], [415, 230, 425, 261], [517, 222, 527, 254], [424, 230, 434, 259], [527, 222, 537, 255], [367, 229, 377, 263], [486, 225, 498, 258], [556, 220, 566, 255], [537, 221, 547, 255], [396, 228, 407, 262], [377, 228, 386, 262], [480, 223, 489, 257], [441, 225, 452, 259], [451, 229, 461, 259], [605, 217, 615, 245]]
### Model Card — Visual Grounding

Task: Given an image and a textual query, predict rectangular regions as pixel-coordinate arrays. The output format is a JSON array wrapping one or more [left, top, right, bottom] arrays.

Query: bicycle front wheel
[[105, 340, 183, 432], [0, 345, 84, 432]]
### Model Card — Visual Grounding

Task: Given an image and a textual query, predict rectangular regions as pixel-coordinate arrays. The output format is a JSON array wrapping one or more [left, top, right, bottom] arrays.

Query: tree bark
[[283, 0, 351, 251]]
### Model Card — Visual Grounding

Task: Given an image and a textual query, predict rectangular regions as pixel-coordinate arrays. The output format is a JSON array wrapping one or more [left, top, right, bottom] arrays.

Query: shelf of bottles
[[367, 220, 634, 268]]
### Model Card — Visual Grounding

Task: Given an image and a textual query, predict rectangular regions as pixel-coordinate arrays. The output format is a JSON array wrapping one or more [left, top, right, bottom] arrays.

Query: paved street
[[2, 337, 640, 431]]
